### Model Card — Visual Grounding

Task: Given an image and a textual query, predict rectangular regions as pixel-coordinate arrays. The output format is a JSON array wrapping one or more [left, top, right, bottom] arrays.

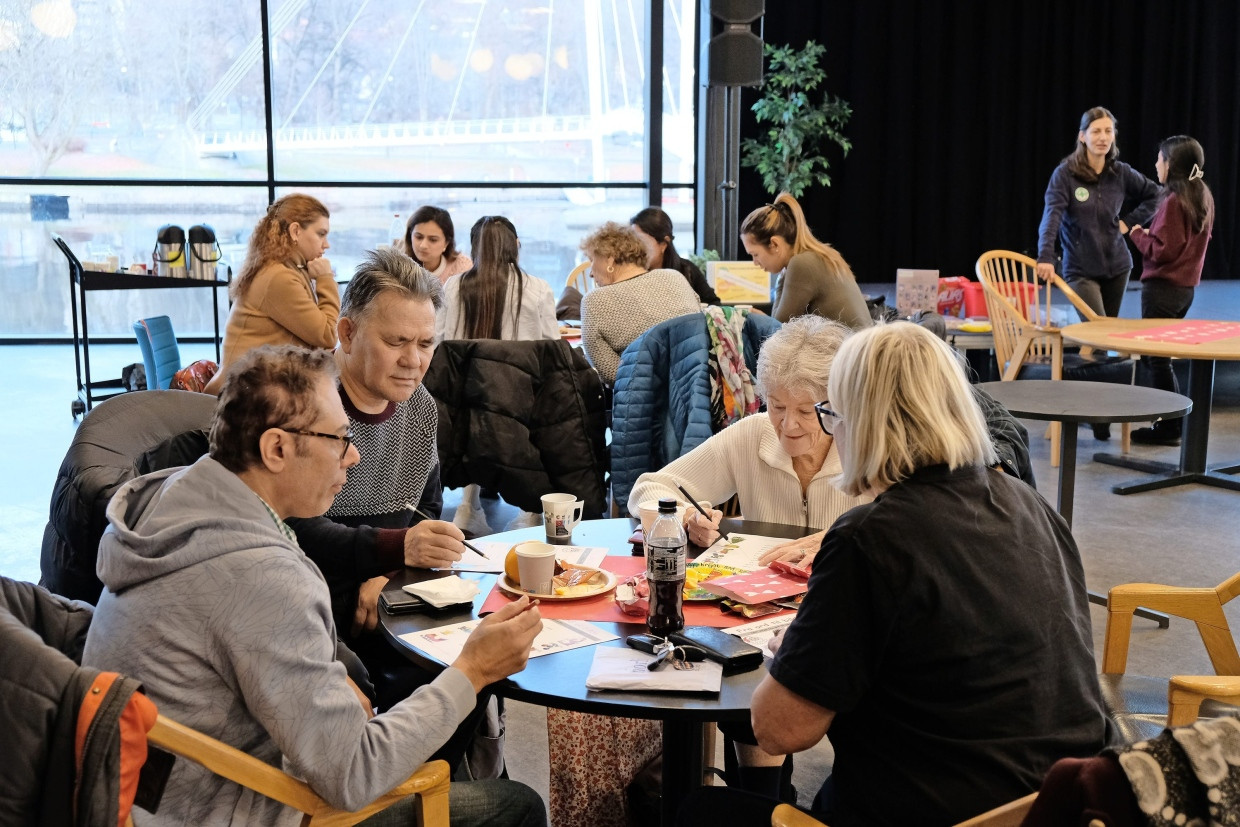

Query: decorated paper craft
[[697, 567, 809, 604], [695, 533, 790, 571], [1112, 320, 1240, 345]]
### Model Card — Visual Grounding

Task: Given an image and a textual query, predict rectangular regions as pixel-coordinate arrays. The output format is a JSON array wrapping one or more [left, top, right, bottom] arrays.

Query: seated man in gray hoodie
[[82, 344, 546, 827]]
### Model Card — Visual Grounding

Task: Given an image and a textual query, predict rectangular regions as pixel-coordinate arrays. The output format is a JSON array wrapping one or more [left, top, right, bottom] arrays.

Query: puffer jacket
[[610, 312, 781, 511], [40, 390, 214, 604], [424, 337, 610, 517], [0, 576, 155, 826]]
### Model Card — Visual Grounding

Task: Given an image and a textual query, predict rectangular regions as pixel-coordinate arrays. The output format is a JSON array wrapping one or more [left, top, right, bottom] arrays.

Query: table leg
[[661, 718, 704, 825], [1094, 360, 1240, 494], [1057, 421, 1077, 527]]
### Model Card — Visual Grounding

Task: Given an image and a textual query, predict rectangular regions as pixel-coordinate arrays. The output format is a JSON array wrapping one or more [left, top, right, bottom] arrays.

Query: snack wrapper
[[615, 572, 650, 617]]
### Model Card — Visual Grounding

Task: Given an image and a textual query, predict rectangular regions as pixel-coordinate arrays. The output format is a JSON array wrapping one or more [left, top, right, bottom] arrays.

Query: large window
[[0, 0, 697, 337]]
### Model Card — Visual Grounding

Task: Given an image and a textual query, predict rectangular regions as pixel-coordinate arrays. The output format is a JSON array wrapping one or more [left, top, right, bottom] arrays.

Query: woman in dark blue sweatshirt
[[1036, 106, 1160, 318]]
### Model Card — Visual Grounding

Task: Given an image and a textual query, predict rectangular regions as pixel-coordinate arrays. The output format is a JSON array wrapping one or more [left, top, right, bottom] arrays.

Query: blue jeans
[[359, 779, 546, 827]]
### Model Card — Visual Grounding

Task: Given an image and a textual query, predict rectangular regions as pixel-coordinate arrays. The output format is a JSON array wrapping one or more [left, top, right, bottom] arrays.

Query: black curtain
[[741, 1, 1240, 282]]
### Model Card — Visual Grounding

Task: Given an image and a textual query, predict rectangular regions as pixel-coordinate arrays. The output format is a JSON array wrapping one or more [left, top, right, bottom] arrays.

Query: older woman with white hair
[[676, 323, 1109, 826], [629, 314, 867, 562]]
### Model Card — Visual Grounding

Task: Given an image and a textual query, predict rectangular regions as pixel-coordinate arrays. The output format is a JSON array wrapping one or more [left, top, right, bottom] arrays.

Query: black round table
[[977, 380, 1191, 527], [379, 517, 811, 826]]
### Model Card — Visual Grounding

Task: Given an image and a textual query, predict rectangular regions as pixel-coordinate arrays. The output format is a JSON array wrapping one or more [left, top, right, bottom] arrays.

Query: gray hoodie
[[83, 456, 475, 825]]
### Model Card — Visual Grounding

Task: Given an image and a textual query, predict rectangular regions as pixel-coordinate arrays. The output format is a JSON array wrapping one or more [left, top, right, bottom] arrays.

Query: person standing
[[1127, 135, 1215, 445], [1036, 106, 1160, 318], [739, 193, 870, 329]]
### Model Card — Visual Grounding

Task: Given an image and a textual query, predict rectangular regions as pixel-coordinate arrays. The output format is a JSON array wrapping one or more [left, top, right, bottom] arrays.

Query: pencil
[[406, 503, 486, 556], [675, 484, 714, 522]]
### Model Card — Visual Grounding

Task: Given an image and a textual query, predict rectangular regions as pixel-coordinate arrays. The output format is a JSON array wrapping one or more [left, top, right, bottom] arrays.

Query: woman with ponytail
[[1127, 135, 1215, 445], [739, 192, 870, 328], [210, 193, 339, 392]]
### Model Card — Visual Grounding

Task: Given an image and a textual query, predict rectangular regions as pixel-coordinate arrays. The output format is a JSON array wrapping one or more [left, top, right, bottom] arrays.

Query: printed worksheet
[[722, 614, 796, 657], [694, 533, 791, 571], [400, 618, 618, 666], [450, 543, 608, 573]]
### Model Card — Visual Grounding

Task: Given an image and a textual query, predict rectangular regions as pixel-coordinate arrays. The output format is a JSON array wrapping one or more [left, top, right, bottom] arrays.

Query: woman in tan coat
[[207, 194, 340, 393]]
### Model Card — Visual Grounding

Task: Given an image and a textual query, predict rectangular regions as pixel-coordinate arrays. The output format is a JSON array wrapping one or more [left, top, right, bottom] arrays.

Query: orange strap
[[75, 673, 159, 827]]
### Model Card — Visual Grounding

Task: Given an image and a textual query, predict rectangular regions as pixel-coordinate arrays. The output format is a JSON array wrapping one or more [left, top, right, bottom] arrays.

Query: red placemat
[[1112, 320, 1240, 345], [479, 556, 790, 628]]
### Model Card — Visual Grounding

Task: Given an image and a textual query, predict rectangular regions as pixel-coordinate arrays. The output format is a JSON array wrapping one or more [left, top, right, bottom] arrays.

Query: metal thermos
[[188, 224, 222, 281], [153, 225, 187, 278]]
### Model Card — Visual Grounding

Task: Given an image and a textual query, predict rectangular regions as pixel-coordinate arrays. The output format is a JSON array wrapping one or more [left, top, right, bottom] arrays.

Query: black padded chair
[[40, 390, 215, 604]]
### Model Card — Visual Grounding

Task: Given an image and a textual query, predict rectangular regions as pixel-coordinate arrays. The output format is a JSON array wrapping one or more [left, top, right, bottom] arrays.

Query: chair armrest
[[1168, 675, 1240, 727], [954, 792, 1037, 827], [772, 803, 828, 827], [307, 760, 451, 827], [1103, 584, 1237, 675]]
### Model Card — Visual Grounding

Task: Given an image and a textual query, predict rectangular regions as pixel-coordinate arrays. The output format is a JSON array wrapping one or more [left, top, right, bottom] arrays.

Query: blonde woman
[[208, 194, 339, 393], [579, 221, 702, 384], [740, 192, 870, 328]]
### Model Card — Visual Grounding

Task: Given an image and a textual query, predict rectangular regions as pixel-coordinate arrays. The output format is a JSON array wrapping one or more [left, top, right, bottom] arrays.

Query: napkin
[[585, 647, 723, 693], [403, 576, 479, 608]]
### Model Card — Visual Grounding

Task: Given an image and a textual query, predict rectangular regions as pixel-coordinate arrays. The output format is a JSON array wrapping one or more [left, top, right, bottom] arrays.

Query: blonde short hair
[[579, 221, 647, 268], [828, 322, 996, 496]]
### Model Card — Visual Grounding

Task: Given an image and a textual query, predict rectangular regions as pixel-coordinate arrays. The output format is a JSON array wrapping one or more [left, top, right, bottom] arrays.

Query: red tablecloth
[[479, 555, 792, 628]]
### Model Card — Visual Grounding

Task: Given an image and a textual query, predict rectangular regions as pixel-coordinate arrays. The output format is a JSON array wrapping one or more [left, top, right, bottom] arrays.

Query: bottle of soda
[[645, 498, 687, 637]]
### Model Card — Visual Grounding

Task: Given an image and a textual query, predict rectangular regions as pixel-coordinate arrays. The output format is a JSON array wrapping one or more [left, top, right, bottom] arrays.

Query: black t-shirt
[[770, 464, 1109, 827]]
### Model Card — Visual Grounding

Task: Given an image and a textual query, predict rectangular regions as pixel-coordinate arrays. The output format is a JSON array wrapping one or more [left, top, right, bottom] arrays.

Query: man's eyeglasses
[[280, 427, 354, 459], [813, 402, 842, 435]]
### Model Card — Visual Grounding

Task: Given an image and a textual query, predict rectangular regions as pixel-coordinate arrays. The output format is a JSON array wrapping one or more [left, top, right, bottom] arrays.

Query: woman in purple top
[[1127, 135, 1215, 445], [1036, 106, 1160, 318]]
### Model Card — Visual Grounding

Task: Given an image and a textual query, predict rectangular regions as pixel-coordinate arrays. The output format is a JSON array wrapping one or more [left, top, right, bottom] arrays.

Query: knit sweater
[[772, 251, 871, 329], [220, 259, 340, 372], [581, 268, 702, 384], [627, 413, 868, 530]]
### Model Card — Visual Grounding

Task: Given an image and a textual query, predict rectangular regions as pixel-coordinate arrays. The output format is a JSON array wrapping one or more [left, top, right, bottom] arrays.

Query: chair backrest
[[136, 716, 450, 826], [133, 315, 182, 390], [974, 251, 1058, 380], [567, 261, 594, 294]]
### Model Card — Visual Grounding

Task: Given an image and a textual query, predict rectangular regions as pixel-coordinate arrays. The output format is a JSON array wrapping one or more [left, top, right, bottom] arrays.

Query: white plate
[[496, 567, 618, 601]]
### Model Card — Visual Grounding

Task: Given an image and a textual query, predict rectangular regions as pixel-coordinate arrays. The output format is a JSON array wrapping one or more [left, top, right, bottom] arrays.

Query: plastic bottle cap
[[657, 498, 677, 513]]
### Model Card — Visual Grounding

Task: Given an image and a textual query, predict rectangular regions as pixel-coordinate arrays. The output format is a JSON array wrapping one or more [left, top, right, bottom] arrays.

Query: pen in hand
[[405, 503, 487, 557], [675, 484, 714, 523]]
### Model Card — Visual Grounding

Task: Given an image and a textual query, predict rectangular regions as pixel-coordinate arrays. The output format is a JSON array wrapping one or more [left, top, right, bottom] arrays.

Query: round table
[[379, 517, 812, 826], [1063, 319, 1240, 494]]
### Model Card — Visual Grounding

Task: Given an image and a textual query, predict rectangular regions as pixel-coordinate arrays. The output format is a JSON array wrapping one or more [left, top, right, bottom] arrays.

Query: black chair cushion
[[1099, 673, 1240, 744], [1016, 353, 1134, 384]]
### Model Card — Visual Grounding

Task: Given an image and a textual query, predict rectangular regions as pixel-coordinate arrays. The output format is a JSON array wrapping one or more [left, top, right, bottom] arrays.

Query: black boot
[[1131, 421, 1181, 446], [1091, 422, 1111, 441]]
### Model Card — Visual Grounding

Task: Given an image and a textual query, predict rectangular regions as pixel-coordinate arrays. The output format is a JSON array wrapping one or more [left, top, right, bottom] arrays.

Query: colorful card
[[697, 567, 808, 604], [1112, 320, 1240, 345]]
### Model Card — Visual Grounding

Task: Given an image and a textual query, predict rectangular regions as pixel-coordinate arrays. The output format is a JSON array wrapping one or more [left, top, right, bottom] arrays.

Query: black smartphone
[[380, 589, 429, 615]]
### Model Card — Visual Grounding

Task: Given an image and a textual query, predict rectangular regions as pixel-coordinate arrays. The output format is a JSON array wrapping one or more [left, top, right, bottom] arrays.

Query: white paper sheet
[[399, 618, 618, 666], [694, 533, 791, 571], [722, 614, 796, 658], [585, 646, 723, 692], [449, 542, 608, 573]]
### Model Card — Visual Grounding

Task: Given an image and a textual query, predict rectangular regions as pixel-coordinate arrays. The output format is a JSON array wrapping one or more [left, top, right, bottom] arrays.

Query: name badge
[[1074, 187, 1089, 202]]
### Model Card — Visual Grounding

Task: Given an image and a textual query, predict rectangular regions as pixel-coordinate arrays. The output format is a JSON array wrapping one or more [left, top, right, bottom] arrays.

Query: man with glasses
[[84, 344, 547, 826]]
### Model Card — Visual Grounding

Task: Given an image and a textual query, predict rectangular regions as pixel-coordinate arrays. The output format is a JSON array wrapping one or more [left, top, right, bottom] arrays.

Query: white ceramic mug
[[541, 492, 584, 546]]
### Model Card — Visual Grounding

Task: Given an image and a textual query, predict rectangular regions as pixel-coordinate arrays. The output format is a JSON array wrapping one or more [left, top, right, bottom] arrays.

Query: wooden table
[[1063, 319, 1240, 494], [379, 517, 811, 826]]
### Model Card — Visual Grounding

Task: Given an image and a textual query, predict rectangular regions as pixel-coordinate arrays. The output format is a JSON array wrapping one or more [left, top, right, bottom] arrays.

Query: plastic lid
[[157, 224, 185, 242], [187, 224, 216, 243], [657, 498, 677, 513]]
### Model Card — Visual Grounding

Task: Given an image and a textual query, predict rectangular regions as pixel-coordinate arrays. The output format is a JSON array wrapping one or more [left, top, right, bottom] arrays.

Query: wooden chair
[[126, 715, 451, 827], [975, 250, 1134, 466], [566, 261, 594, 294], [771, 793, 1037, 827], [1101, 570, 1240, 739]]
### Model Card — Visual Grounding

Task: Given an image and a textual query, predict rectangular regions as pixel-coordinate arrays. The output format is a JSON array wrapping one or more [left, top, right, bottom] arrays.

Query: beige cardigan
[[220, 260, 340, 372]]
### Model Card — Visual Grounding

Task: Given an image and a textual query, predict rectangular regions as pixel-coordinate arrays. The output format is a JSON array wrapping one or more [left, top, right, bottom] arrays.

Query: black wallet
[[668, 626, 764, 673]]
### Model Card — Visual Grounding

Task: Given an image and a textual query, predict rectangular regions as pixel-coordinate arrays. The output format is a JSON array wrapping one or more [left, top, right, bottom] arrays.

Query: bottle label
[[647, 545, 686, 579]]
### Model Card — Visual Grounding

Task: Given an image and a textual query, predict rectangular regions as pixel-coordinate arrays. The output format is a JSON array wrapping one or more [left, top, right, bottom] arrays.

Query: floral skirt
[[547, 709, 662, 827]]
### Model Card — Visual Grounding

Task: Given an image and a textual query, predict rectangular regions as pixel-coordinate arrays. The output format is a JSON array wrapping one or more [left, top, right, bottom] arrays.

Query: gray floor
[[4, 309, 1240, 813]]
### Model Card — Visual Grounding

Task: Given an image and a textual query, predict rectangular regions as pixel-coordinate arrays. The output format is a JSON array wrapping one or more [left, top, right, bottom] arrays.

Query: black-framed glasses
[[279, 427, 354, 459], [813, 402, 842, 435]]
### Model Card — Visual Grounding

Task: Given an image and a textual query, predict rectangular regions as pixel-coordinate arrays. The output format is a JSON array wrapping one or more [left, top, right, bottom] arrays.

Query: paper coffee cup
[[542, 492, 583, 546], [514, 540, 557, 595], [638, 499, 710, 535]]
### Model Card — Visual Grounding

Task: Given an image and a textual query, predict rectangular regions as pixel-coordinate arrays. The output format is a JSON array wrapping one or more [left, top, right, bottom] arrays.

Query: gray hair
[[755, 315, 852, 402], [828, 322, 996, 497], [341, 247, 444, 321]]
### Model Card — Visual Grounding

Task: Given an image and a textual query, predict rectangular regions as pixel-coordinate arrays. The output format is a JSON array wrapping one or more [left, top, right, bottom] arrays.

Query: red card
[[1112, 320, 1240, 345]]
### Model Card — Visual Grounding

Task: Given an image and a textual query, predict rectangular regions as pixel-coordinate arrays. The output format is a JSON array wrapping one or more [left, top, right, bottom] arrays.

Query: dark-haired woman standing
[[630, 206, 719, 304], [1036, 106, 1160, 318], [402, 205, 472, 284], [1127, 135, 1215, 445]]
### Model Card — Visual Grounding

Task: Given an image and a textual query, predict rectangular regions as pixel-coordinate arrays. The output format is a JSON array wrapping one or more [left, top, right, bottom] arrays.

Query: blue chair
[[133, 316, 181, 390]]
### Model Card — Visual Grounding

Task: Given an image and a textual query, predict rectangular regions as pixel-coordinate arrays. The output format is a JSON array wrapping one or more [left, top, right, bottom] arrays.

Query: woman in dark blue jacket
[[1036, 106, 1159, 318]]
